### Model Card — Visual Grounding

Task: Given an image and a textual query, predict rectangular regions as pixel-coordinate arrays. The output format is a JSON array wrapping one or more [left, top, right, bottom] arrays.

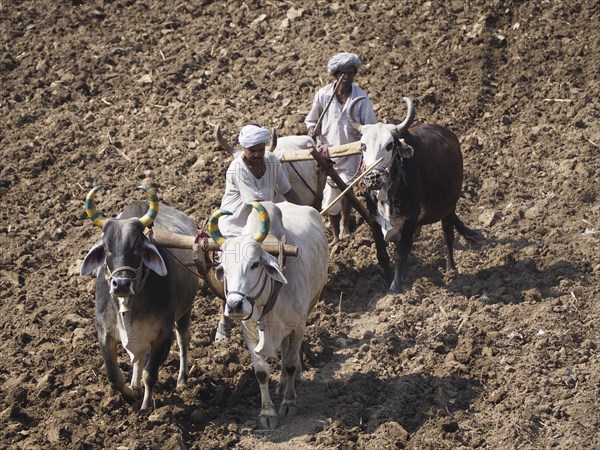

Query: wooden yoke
[[148, 228, 299, 301], [149, 227, 299, 257], [309, 147, 393, 282]]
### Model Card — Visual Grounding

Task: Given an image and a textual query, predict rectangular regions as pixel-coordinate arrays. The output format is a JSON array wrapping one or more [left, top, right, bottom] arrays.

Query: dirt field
[[1, 1, 599, 449]]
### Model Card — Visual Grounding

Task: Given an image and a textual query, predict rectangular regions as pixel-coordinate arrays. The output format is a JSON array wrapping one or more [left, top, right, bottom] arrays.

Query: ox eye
[[250, 261, 259, 270], [360, 143, 366, 152], [385, 142, 393, 152]]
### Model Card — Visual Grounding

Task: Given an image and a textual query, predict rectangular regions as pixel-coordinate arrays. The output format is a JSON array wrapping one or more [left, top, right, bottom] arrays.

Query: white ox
[[207, 201, 328, 429]]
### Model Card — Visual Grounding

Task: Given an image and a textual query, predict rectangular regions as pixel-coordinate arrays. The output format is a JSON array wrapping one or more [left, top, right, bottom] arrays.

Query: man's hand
[[317, 143, 330, 158]]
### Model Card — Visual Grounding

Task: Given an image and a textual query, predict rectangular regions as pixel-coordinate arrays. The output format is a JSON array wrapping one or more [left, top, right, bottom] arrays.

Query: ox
[[80, 186, 199, 410], [207, 201, 328, 429], [348, 97, 481, 292]]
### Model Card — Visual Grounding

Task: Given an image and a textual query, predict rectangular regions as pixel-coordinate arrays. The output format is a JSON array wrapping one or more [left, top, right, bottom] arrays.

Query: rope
[[288, 162, 317, 197]]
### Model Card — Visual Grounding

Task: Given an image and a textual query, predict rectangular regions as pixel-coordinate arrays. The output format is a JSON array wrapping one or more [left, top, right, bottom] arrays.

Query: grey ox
[[80, 185, 199, 410], [207, 200, 328, 429]]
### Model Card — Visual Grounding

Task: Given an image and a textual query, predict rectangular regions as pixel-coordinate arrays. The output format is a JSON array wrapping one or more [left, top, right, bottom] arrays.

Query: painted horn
[[347, 96, 365, 134], [268, 127, 277, 153], [214, 123, 237, 156], [84, 185, 108, 228], [137, 185, 160, 228], [246, 201, 270, 243], [207, 209, 233, 248], [395, 97, 416, 134]]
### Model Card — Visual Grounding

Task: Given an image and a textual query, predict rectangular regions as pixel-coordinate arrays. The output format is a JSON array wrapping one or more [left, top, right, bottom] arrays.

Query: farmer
[[218, 124, 303, 238], [305, 51, 377, 245]]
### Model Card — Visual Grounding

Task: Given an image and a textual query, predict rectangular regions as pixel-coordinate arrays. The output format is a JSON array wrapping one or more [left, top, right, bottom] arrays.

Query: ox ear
[[393, 134, 414, 159], [215, 264, 224, 282], [80, 242, 106, 276], [260, 251, 287, 284], [142, 241, 168, 276]]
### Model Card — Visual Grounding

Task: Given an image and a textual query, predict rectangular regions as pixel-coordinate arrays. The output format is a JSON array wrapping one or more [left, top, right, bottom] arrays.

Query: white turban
[[327, 52, 362, 75], [238, 125, 270, 148]]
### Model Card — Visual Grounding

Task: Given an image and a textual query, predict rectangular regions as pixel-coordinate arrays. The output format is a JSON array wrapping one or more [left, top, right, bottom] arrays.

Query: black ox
[[348, 97, 481, 292], [80, 186, 199, 410]]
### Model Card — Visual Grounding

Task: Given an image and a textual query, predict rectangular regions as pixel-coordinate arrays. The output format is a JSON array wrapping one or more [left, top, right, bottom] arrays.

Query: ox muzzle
[[104, 263, 146, 311], [224, 270, 270, 320], [364, 169, 390, 191]]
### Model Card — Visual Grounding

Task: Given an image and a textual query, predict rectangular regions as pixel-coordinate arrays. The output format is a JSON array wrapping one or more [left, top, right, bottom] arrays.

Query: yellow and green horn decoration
[[246, 201, 270, 243], [137, 185, 160, 228], [84, 185, 108, 228], [207, 209, 233, 248]]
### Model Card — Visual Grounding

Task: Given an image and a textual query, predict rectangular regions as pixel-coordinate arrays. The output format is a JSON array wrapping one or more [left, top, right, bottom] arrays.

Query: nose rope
[[104, 262, 144, 283], [364, 147, 406, 189], [226, 266, 270, 320]]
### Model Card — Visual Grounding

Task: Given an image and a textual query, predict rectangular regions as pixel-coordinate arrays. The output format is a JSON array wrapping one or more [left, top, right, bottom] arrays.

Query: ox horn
[[207, 209, 233, 248], [268, 127, 277, 153], [138, 185, 160, 228], [84, 185, 108, 228], [347, 96, 366, 134], [395, 97, 416, 134], [246, 201, 270, 243], [214, 123, 237, 156]]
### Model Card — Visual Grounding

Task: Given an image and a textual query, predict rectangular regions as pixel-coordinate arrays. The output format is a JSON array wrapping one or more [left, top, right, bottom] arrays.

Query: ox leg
[[98, 333, 138, 404], [365, 197, 393, 283], [275, 336, 290, 396], [215, 300, 233, 342], [242, 327, 278, 429], [390, 218, 418, 293], [442, 215, 457, 274], [140, 329, 173, 410], [279, 332, 302, 418], [175, 311, 191, 388], [131, 350, 149, 391]]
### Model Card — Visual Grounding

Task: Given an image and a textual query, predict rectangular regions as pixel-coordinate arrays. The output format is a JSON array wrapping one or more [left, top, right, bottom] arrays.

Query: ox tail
[[450, 212, 485, 244]]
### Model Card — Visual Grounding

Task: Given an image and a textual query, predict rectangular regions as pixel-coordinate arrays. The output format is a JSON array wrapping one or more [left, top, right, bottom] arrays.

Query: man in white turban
[[305, 52, 377, 245], [218, 124, 302, 237]]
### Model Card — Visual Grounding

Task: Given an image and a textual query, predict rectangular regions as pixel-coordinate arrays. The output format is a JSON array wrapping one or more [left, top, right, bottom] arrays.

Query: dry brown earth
[[1, 1, 599, 449]]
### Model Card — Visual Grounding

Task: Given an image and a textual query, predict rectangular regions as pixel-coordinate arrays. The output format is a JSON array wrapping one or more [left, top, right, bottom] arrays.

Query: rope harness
[[103, 260, 147, 284], [222, 264, 283, 322]]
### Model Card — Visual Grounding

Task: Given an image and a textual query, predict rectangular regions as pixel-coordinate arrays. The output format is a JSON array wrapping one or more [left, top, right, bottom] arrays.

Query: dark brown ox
[[348, 97, 481, 292]]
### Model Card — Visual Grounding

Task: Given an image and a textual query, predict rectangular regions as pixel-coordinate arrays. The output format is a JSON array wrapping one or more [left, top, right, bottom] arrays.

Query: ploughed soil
[[1, 1, 599, 449]]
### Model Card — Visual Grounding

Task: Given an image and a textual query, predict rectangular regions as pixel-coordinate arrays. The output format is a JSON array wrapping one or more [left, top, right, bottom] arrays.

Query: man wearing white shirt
[[218, 124, 302, 237], [305, 52, 377, 245]]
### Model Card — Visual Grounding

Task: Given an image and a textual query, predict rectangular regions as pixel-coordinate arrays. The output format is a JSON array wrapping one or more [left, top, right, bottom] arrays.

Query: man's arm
[[359, 92, 377, 125], [305, 90, 323, 135], [283, 188, 303, 205]]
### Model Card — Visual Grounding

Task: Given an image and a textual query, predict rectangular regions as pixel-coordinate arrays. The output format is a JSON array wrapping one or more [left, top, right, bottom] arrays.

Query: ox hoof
[[279, 403, 298, 417], [388, 282, 405, 294], [443, 268, 457, 282], [118, 385, 141, 404], [138, 402, 154, 413], [258, 413, 279, 430]]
